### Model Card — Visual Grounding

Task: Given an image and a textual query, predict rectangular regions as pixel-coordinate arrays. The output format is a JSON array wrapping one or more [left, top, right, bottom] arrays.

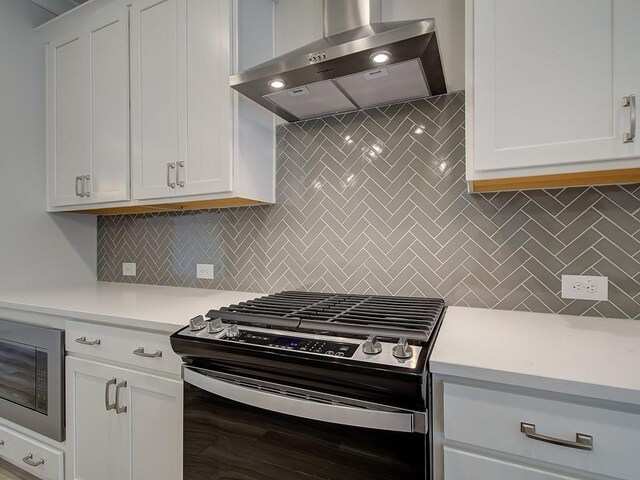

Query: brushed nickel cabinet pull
[[133, 347, 162, 358], [520, 422, 593, 451], [177, 161, 185, 187], [167, 162, 176, 188], [75, 176, 83, 197], [105, 378, 116, 411], [22, 454, 44, 467], [75, 336, 101, 346], [623, 94, 636, 143], [83, 175, 91, 197], [115, 381, 127, 414]]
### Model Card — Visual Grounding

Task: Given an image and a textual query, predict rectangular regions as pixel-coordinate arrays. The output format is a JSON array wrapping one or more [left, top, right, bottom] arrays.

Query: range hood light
[[370, 51, 391, 64], [269, 79, 286, 89]]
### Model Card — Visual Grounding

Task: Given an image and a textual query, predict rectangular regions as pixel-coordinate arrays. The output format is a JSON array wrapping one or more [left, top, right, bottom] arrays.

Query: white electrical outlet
[[122, 262, 136, 276], [561, 275, 608, 301], [197, 264, 214, 280]]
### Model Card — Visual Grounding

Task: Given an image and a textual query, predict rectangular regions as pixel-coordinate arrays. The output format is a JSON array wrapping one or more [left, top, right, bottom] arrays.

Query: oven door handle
[[183, 368, 425, 434]]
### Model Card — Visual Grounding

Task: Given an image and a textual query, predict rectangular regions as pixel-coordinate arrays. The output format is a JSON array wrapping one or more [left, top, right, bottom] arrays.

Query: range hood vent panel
[[265, 81, 357, 120], [230, 1, 447, 122], [336, 59, 431, 109]]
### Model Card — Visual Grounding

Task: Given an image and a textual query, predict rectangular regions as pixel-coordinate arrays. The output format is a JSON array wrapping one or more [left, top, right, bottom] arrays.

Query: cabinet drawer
[[443, 383, 640, 480], [66, 321, 182, 375], [0, 424, 63, 480], [444, 447, 580, 480]]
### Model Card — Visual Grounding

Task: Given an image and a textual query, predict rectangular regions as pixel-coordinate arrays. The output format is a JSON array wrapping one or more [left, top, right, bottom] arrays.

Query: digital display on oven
[[273, 337, 301, 348]]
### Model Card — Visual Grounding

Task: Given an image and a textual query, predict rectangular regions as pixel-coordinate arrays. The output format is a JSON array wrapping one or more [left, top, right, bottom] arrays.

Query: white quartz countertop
[[430, 306, 640, 405], [0, 282, 262, 332]]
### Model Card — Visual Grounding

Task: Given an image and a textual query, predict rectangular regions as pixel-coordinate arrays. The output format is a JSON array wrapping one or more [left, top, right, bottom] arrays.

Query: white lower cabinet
[[444, 448, 580, 480], [0, 423, 63, 480], [66, 357, 182, 480], [435, 379, 640, 480]]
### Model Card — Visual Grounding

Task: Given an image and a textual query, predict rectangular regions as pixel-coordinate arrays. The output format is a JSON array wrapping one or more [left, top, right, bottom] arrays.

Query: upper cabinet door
[[130, 0, 180, 200], [46, 4, 129, 208], [47, 32, 90, 207], [614, 0, 640, 159], [471, 0, 640, 172], [174, 0, 233, 197], [86, 11, 130, 204]]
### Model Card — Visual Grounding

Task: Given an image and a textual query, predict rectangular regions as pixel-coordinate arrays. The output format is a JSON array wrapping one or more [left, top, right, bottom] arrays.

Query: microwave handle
[[183, 368, 424, 434]]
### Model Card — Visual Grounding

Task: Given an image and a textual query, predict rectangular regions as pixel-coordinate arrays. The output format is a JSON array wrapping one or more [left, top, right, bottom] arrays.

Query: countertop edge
[[430, 360, 640, 407], [0, 299, 179, 333]]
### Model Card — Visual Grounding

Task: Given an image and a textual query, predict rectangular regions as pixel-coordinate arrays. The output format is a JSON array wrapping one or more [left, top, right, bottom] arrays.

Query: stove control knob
[[392, 338, 413, 359], [189, 315, 206, 332], [362, 335, 382, 355], [207, 318, 224, 334], [226, 324, 240, 339]]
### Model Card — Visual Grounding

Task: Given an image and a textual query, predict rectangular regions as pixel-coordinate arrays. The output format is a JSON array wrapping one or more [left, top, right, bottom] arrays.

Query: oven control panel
[[227, 331, 359, 358]]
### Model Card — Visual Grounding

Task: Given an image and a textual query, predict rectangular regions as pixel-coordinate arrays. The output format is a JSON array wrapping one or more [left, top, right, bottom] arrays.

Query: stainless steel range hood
[[230, 0, 447, 123]]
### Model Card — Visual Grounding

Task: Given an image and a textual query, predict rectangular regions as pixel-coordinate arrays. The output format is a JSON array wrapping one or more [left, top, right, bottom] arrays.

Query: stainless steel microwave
[[0, 319, 64, 441]]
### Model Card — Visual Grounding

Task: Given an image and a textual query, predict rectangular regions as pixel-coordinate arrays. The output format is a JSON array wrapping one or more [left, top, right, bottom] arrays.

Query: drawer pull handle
[[623, 94, 636, 143], [76, 336, 101, 346], [23, 454, 44, 467], [105, 378, 117, 411], [133, 347, 162, 358], [520, 422, 593, 451], [115, 381, 127, 414]]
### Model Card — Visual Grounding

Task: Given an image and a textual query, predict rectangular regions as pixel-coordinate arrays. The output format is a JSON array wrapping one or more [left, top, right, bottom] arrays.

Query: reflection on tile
[[98, 93, 640, 319]]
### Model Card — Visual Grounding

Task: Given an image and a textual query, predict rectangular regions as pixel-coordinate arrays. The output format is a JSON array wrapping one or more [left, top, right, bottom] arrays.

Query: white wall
[[0, 0, 96, 290]]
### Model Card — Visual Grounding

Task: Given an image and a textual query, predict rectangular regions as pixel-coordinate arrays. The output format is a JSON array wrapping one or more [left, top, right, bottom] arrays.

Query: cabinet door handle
[[176, 161, 185, 187], [75, 176, 83, 197], [83, 175, 91, 197], [22, 454, 44, 467], [133, 347, 162, 358], [105, 378, 116, 411], [623, 94, 636, 143], [167, 162, 176, 188], [520, 422, 593, 451], [75, 336, 101, 346], [115, 381, 127, 414]]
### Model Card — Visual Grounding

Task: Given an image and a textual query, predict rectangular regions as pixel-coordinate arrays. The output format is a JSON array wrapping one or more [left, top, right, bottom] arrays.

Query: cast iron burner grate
[[206, 291, 445, 343]]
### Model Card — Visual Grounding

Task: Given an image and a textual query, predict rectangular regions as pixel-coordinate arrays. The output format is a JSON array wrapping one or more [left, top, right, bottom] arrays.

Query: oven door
[[183, 367, 427, 480]]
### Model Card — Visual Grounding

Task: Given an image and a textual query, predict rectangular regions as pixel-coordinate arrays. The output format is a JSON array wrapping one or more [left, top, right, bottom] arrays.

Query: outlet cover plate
[[122, 263, 136, 276], [197, 264, 214, 280], [561, 275, 608, 301]]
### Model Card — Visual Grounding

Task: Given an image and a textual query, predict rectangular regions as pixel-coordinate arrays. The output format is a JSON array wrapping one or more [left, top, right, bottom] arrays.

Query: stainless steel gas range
[[170, 291, 446, 480]]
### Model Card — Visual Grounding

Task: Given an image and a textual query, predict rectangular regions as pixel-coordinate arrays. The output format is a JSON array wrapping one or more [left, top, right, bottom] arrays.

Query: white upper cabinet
[[467, 0, 640, 187], [41, 0, 275, 213], [46, 2, 129, 207], [130, 0, 180, 200], [179, 0, 233, 197]]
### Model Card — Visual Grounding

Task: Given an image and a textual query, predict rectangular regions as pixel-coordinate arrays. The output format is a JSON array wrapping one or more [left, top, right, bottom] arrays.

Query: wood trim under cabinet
[[469, 167, 640, 193], [67, 197, 267, 215]]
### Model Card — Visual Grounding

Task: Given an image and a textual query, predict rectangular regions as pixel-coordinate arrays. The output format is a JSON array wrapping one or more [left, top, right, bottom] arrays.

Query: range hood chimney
[[230, 0, 447, 123]]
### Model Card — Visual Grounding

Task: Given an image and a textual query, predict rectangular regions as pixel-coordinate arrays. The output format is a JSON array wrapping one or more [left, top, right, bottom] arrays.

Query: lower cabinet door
[[66, 357, 124, 480], [444, 447, 581, 480], [67, 357, 183, 480], [119, 367, 183, 480]]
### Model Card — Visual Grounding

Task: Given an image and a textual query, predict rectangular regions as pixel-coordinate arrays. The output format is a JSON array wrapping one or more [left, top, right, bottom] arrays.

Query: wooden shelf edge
[[66, 197, 268, 215], [469, 168, 640, 193]]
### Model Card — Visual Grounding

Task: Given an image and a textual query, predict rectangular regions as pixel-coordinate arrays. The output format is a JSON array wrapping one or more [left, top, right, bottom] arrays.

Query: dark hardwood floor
[[0, 458, 38, 480]]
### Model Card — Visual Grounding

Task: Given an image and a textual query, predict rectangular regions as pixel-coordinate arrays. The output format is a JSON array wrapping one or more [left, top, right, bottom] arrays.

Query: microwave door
[[0, 338, 37, 411]]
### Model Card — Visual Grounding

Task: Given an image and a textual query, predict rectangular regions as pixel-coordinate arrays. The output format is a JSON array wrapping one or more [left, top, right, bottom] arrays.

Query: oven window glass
[[184, 381, 426, 480], [0, 338, 37, 410]]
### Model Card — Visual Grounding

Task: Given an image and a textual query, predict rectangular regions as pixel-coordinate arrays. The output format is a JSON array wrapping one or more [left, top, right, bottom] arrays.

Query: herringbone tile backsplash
[[98, 92, 640, 319]]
